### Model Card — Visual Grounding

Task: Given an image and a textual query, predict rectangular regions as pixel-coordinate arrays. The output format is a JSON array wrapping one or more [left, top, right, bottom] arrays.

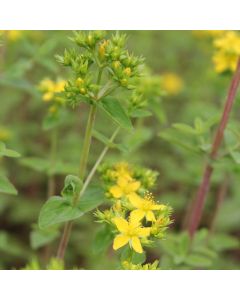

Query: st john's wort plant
[[35, 31, 169, 266]]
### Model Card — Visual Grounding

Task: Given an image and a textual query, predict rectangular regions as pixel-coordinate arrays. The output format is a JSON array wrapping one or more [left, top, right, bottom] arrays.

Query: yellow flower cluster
[[96, 162, 172, 257], [38, 78, 66, 114], [212, 31, 240, 73], [0, 30, 23, 42], [161, 73, 183, 95]]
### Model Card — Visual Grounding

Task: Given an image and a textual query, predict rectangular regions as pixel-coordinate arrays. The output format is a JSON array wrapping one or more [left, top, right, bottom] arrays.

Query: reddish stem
[[188, 57, 240, 238]]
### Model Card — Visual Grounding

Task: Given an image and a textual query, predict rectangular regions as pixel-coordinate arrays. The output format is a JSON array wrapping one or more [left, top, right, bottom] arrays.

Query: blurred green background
[[0, 30, 239, 270]]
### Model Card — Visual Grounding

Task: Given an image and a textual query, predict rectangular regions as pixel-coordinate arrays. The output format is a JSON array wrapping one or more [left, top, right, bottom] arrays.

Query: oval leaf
[[39, 185, 105, 229], [0, 175, 17, 195], [99, 97, 133, 131]]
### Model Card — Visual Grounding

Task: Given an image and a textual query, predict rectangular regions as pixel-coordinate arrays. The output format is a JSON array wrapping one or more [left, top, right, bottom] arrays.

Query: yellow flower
[[128, 192, 166, 222], [114, 162, 133, 180], [162, 73, 183, 95], [213, 51, 238, 73], [54, 80, 66, 93], [113, 217, 150, 253], [109, 177, 140, 199], [42, 91, 54, 102], [6, 30, 22, 41], [38, 78, 66, 102], [214, 31, 240, 53], [213, 31, 240, 73]]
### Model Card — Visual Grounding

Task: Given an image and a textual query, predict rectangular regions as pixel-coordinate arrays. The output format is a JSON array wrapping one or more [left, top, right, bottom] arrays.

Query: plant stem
[[188, 57, 240, 238], [56, 126, 120, 260], [56, 221, 73, 260], [56, 66, 104, 260], [48, 128, 58, 198], [56, 104, 97, 260], [80, 127, 120, 196], [78, 104, 97, 181]]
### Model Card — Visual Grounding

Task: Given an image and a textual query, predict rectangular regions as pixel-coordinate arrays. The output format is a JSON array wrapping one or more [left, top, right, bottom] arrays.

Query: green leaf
[[92, 130, 114, 147], [224, 127, 238, 150], [42, 110, 65, 131], [20, 157, 49, 172], [172, 123, 196, 135], [92, 130, 129, 153], [61, 175, 83, 201], [194, 246, 217, 259], [120, 246, 146, 264], [30, 228, 59, 250], [230, 151, 240, 164], [0, 142, 20, 158], [125, 128, 153, 153], [209, 233, 240, 251], [0, 230, 25, 257], [204, 114, 219, 130], [194, 117, 204, 134], [20, 157, 78, 175], [0, 175, 17, 195], [177, 231, 190, 256], [77, 185, 105, 212], [215, 199, 240, 231], [192, 228, 209, 249], [98, 97, 133, 131], [39, 185, 105, 229], [130, 109, 152, 118], [38, 196, 82, 229], [159, 131, 199, 154], [184, 254, 212, 268], [92, 225, 114, 255], [115, 143, 129, 153]]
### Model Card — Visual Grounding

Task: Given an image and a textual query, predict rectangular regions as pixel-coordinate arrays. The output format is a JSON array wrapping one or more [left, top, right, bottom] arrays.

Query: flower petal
[[131, 237, 143, 253], [113, 217, 129, 233], [43, 92, 54, 102], [146, 211, 156, 222], [128, 181, 141, 193], [109, 185, 123, 199], [117, 177, 128, 188], [137, 227, 151, 237], [113, 235, 129, 250], [130, 209, 145, 222], [128, 193, 143, 208]]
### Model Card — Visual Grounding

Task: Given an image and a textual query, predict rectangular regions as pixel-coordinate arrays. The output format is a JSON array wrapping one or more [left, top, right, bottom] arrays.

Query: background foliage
[[0, 30, 239, 269]]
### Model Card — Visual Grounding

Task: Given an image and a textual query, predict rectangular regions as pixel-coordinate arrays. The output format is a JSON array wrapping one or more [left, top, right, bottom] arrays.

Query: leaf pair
[[0, 142, 20, 158], [38, 184, 105, 229]]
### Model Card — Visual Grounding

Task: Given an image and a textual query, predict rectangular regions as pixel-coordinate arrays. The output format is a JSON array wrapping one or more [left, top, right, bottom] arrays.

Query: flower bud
[[120, 78, 128, 87], [79, 87, 87, 95], [76, 77, 84, 87], [123, 67, 131, 77]]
